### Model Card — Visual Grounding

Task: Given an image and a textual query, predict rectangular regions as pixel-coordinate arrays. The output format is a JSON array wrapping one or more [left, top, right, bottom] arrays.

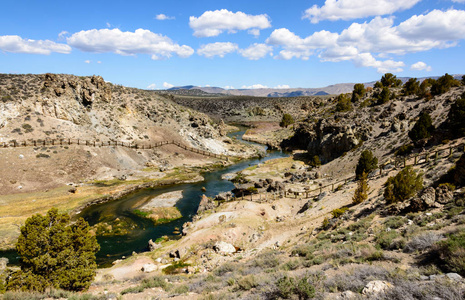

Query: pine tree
[[355, 150, 378, 179], [7, 208, 99, 292], [384, 166, 423, 204], [353, 172, 368, 204]]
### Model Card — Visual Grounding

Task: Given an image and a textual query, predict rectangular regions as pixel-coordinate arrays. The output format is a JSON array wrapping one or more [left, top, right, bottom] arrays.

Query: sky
[[1, 0, 465, 90]]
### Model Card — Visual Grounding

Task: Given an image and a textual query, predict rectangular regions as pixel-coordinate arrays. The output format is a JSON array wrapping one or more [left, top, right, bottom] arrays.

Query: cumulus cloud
[[411, 61, 432, 71], [189, 9, 271, 37], [197, 42, 238, 58], [224, 85, 235, 89], [147, 83, 157, 89], [238, 43, 273, 60], [0, 35, 71, 55], [84, 60, 91, 63], [303, 0, 421, 23], [266, 9, 465, 72], [163, 82, 174, 88], [275, 85, 290, 89], [67, 28, 194, 60], [155, 14, 175, 20]]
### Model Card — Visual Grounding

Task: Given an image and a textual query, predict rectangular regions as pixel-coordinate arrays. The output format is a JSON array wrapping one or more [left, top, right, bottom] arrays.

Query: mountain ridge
[[166, 74, 464, 97]]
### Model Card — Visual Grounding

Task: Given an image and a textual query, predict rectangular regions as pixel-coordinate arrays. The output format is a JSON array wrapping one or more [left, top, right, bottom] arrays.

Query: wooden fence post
[[425, 153, 429, 163], [449, 147, 453, 157], [435, 151, 438, 162], [414, 155, 418, 165], [403, 158, 406, 168]]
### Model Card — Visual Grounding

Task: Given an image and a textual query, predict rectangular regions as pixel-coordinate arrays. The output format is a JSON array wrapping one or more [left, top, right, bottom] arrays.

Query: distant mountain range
[[167, 74, 463, 98]]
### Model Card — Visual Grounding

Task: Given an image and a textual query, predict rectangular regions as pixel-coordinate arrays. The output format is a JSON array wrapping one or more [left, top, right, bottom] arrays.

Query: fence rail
[[229, 142, 465, 203], [0, 138, 230, 160]]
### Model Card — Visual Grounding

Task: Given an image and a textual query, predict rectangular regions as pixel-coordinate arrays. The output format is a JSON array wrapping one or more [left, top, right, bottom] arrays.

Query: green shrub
[[409, 112, 435, 143], [431, 73, 460, 96], [6, 209, 99, 292], [384, 166, 423, 204], [276, 276, 295, 299], [436, 230, 465, 276], [335, 93, 352, 112], [355, 150, 378, 179], [403, 78, 420, 96], [352, 172, 368, 204], [332, 207, 348, 218], [310, 155, 321, 167], [381, 73, 402, 88], [276, 275, 315, 299], [448, 96, 465, 138], [376, 230, 404, 250], [351, 83, 365, 102], [377, 87, 390, 104], [236, 275, 258, 291], [280, 113, 295, 128]]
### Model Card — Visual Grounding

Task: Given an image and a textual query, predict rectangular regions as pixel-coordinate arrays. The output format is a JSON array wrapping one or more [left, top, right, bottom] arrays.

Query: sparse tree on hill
[[403, 78, 420, 96], [351, 83, 366, 102], [280, 113, 295, 128], [409, 111, 435, 143], [377, 87, 390, 105], [448, 95, 465, 137], [381, 73, 402, 88], [353, 172, 368, 204], [335, 93, 352, 112], [431, 73, 460, 96], [417, 79, 433, 99], [384, 166, 423, 204], [355, 150, 378, 179], [7, 208, 99, 292]]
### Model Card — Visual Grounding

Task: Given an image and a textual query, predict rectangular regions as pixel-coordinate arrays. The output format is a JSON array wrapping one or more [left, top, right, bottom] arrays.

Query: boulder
[[197, 195, 215, 213], [141, 263, 157, 273], [0, 258, 8, 270], [446, 273, 463, 281], [420, 187, 436, 207], [148, 239, 162, 251], [362, 280, 393, 296], [436, 185, 453, 204], [213, 241, 236, 255], [337, 291, 358, 300]]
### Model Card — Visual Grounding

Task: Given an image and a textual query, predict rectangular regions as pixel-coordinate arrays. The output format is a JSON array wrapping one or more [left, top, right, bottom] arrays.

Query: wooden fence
[[0, 138, 230, 160], [227, 142, 465, 203]]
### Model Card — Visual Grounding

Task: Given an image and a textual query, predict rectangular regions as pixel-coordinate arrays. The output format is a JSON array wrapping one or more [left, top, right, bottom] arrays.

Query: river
[[1, 129, 288, 267]]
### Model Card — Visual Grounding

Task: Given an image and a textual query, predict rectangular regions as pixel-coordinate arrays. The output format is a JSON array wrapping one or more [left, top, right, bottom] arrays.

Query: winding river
[[2, 129, 288, 267]]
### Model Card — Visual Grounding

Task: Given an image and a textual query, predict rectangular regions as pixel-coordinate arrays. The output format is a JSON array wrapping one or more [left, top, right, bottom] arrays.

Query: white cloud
[[275, 85, 290, 89], [303, 0, 421, 23], [163, 82, 174, 88], [411, 61, 432, 71], [97, 61, 102, 64], [189, 9, 271, 37], [67, 28, 194, 60], [58, 31, 69, 40], [452, 0, 465, 3], [239, 43, 273, 60], [224, 85, 235, 89], [241, 84, 269, 89], [147, 83, 157, 89], [84, 60, 91, 63], [353, 53, 405, 73], [197, 42, 238, 58], [106, 22, 111, 28], [0, 35, 71, 55], [266, 9, 465, 72], [156, 14, 175, 20]]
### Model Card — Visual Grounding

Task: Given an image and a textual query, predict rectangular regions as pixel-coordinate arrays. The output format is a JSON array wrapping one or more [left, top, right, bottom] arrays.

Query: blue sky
[[1, 0, 464, 89]]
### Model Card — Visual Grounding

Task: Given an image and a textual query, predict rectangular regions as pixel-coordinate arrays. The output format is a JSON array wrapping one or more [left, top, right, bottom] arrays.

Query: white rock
[[213, 241, 236, 255], [141, 263, 157, 273], [362, 280, 393, 296], [19, 154, 24, 159]]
